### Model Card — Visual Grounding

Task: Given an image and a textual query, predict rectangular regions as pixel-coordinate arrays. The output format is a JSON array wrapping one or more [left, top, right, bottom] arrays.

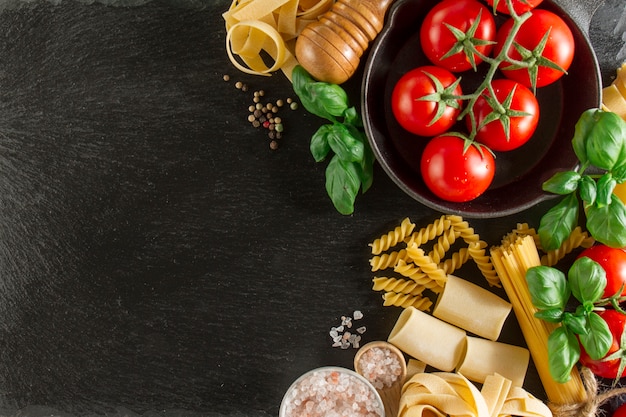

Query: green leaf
[[534, 308, 564, 323], [359, 141, 375, 193], [325, 155, 361, 215], [538, 193, 579, 251], [579, 175, 597, 206], [583, 109, 626, 171], [597, 173, 617, 207], [310, 125, 333, 162], [562, 311, 588, 335], [343, 106, 362, 127], [542, 171, 581, 195], [547, 326, 580, 383], [526, 266, 570, 310], [291, 65, 348, 122], [572, 109, 598, 164], [326, 123, 364, 163], [586, 194, 626, 248], [568, 257, 607, 304], [578, 312, 612, 360]]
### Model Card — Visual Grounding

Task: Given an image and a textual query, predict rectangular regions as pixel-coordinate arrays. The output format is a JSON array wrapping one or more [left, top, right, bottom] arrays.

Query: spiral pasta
[[369, 217, 416, 255], [406, 244, 448, 288], [372, 277, 426, 296], [438, 247, 470, 275], [394, 259, 444, 292], [404, 215, 451, 247], [468, 240, 500, 288], [369, 249, 409, 272], [382, 292, 433, 311], [428, 226, 460, 264], [446, 214, 480, 244]]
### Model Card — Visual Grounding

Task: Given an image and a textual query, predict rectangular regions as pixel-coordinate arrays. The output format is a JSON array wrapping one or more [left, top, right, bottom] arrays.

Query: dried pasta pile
[[602, 62, 626, 120], [222, 0, 333, 80], [368, 215, 499, 311]]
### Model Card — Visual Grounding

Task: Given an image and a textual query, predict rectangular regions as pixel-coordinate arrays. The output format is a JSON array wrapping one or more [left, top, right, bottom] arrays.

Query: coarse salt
[[281, 368, 384, 417], [357, 346, 403, 389]]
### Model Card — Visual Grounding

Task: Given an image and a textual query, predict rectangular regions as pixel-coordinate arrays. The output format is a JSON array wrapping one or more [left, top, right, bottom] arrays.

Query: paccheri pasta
[[222, 0, 334, 80]]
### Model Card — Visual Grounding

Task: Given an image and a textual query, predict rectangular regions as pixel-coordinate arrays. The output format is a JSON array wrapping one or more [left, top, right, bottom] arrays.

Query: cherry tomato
[[579, 309, 626, 380], [420, 135, 495, 202], [578, 244, 626, 299], [391, 66, 463, 137], [466, 78, 539, 151], [485, 0, 543, 15], [420, 0, 496, 72], [494, 9, 575, 88]]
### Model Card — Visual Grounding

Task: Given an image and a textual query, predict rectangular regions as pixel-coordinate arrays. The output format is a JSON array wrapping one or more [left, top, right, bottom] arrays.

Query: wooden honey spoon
[[354, 341, 407, 417], [295, 0, 395, 84]]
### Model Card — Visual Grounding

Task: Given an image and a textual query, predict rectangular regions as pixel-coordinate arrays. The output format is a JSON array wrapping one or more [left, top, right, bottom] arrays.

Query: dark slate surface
[[0, 0, 623, 415]]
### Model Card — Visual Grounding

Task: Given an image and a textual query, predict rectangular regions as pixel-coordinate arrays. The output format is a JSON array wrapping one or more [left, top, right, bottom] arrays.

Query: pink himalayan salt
[[281, 368, 383, 417], [357, 346, 403, 389]]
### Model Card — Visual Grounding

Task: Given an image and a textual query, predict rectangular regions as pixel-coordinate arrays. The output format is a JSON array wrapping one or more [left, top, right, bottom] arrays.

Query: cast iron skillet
[[362, 0, 602, 218]]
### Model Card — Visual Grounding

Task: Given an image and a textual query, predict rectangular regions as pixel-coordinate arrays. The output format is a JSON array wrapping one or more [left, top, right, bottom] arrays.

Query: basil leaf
[[538, 193, 579, 251], [542, 171, 581, 194], [343, 106, 363, 127], [292, 65, 349, 121], [325, 155, 360, 215], [548, 326, 580, 383], [613, 165, 626, 183], [571, 109, 597, 164], [586, 194, 626, 248], [534, 308, 564, 323], [578, 312, 612, 360], [562, 311, 588, 335], [310, 125, 333, 162], [359, 142, 375, 193], [584, 110, 626, 171], [326, 123, 364, 162], [568, 256, 607, 304], [578, 175, 597, 206], [596, 173, 617, 207], [526, 266, 570, 310]]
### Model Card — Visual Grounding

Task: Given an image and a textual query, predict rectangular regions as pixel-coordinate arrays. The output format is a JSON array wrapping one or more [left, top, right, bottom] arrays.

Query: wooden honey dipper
[[295, 0, 395, 84]]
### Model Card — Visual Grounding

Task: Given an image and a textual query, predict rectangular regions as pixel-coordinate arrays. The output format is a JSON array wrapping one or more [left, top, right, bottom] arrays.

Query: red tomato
[[391, 66, 463, 137], [485, 0, 543, 15], [420, 135, 495, 202], [466, 78, 539, 151], [420, 0, 496, 72], [579, 309, 626, 380], [494, 9, 575, 88], [578, 244, 626, 298]]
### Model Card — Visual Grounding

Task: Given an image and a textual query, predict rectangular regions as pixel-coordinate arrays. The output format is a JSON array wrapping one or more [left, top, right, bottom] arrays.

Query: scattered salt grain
[[357, 347, 403, 390], [330, 311, 367, 349], [281, 368, 384, 417], [354, 310, 364, 320]]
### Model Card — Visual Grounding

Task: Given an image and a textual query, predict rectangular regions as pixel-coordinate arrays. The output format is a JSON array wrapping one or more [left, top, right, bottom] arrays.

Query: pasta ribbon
[[222, 0, 333, 80]]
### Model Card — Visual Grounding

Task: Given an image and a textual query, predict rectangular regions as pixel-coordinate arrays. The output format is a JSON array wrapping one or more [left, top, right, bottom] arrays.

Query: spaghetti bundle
[[490, 235, 587, 405]]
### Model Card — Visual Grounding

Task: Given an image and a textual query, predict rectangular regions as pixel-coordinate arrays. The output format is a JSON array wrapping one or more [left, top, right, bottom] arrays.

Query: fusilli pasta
[[369, 217, 416, 255], [372, 276, 426, 296], [369, 249, 408, 272], [382, 292, 433, 311]]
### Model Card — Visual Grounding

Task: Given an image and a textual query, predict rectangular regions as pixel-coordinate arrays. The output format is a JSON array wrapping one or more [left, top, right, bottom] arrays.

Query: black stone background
[[0, 0, 623, 415]]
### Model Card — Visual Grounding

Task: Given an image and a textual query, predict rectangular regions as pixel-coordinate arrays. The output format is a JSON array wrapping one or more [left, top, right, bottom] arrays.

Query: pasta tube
[[388, 307, 466, 372], [456, 336, 530, 388], [433, 275, 512, 341]]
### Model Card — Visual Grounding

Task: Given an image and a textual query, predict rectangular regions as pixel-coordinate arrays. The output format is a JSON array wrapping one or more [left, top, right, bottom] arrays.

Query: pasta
[[369, 217, 416, 255], [394, 259, 444, 292], [439, 247, 470, 275], [382, 292, 433, 311], [222, 0, 333, 80], [468, 240, 500, 287], [406, 244, 448, 288], [404, 215, 451, 247], [372, 277, 426, 296], [369, 249, 409, 272], [428, 226, 459, 264], [490, 235, 587, 405]]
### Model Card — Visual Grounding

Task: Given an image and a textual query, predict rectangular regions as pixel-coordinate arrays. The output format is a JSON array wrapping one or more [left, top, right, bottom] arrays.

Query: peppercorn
[[270, 140, 279, 150]]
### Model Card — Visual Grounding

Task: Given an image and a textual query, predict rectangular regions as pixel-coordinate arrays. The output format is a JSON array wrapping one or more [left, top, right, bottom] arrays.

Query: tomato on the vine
[[578, 244, 626, 299], [391, 66, 463, 137], [494, 9, 575, 89], [466, 78, 539, 151], [579, 309, 626, 381], [420, 134, 495, 202], [485, 0, 543, 15], [420, 0, 496, 72]]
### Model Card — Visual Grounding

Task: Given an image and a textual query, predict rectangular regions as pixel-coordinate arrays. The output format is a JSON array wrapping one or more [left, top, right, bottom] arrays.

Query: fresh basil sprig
[[292, 65, 374, 215], [527, 257, 613, 383], [538, 109, 626, 250]]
